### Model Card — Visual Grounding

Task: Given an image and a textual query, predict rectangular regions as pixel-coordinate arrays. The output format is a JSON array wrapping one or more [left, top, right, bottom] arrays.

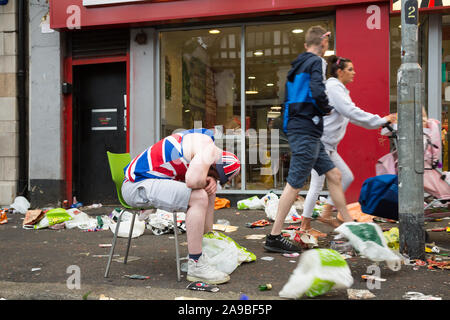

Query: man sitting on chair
[[121, 128, 240, 284]]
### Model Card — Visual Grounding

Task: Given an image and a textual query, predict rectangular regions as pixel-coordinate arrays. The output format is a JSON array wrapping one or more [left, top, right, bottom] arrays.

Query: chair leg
[[124, 212, 136, 264], [173, 212, 181, 282], [104, 209, 125, 278]]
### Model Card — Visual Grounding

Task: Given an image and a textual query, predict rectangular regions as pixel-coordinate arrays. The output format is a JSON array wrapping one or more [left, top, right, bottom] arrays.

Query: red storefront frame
[[54, 0, 391, 202]]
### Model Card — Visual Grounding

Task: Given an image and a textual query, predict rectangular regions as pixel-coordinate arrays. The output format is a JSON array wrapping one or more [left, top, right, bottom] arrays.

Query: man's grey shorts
[[121, 179, 192, 212], [286, 133, 335, 189]]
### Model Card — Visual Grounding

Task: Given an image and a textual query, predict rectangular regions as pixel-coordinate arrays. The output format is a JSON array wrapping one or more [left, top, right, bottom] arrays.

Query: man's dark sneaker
[[264, 234, 302, 253]]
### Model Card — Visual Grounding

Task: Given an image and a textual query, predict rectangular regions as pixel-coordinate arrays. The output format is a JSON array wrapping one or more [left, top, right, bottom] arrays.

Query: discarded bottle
[[63, 200, 69, 209], [258, 283, 272, 291]]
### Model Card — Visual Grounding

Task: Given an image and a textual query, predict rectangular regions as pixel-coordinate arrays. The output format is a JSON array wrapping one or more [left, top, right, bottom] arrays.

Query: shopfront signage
[[392, 0, 450, 12]]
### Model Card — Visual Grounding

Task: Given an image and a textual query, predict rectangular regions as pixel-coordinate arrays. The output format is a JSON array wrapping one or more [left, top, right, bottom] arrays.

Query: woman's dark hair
[[327, 55, 351, 78]]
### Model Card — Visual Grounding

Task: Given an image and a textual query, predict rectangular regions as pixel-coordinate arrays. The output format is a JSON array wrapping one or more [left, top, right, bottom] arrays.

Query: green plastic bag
[[34, 208, 72, 230], [279, 249, 353, 299], [237, 196, 264, 210]]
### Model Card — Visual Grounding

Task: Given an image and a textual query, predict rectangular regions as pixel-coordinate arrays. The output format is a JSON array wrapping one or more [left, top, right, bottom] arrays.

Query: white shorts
[[121, 179, 192, 212]]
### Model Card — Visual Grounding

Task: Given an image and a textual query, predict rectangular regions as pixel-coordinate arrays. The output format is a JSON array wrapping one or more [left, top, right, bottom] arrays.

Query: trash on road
[[334, 222, 403, 271], [258, 283, 272, 291], [403, 291, 442, 300], [347, 289, 376, 300], [123, 274, 150, 280], [10, 196, 30, 214], [0, 209, 8, 225], [22, 209, 44, 227], [31, 268, 41, 272], [260, 256, 274, 261], [202, 231, 256, 274], [214, 197, 230, 210], [146, 209, 186, 235], [361, 275, 386, 282], [212, 224, 238, 233], [279, 249, 353, 299], [245, 219, 270, 228], [283, 252, 300, 258], [245, 234, 266, 240], [186, 281, 219, 292], [114, 256, 141, 263]]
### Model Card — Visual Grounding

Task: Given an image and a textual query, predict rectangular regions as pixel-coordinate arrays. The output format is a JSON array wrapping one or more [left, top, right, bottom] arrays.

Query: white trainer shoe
[[186, 254, 230, 284]]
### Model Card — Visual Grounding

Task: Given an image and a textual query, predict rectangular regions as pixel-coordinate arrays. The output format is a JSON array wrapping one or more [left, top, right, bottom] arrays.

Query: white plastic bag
[[202, 231, 256, 275], [334, 222, 402, 271], [265, 199, 301, 223], [237, 196, 264, 210], [279, 249, 354, 299], [65, 208, 97, 230], [10, 196, 30, 214], [109, 216, 145, 238]]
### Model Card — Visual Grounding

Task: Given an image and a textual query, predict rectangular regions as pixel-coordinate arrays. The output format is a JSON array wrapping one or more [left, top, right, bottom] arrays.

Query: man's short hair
[[305, 26, 328, 47]]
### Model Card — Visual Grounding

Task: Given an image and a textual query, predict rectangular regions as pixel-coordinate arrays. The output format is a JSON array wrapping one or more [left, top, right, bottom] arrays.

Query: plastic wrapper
[[202, 231, 256, 275], [265, 198, 301, 223], [32, 208, 73, 230], [279, 249, 354, 299], [10, 196, 30, 214], [334, 222, 402, 271], [383, 227, 400, 250]]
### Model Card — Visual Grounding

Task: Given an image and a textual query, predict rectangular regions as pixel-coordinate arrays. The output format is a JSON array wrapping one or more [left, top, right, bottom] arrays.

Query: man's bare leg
[[185, 189, 209, 255], [204, 193, 215, 234]]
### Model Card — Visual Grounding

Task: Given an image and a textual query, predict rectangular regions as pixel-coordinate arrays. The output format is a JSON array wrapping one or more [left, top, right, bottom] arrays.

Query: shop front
[[49, 0, 392, 205]]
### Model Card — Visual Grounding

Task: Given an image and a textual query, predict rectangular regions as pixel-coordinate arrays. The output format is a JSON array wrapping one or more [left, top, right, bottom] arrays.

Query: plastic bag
[[214, 197, 230, 210], [383, 227, 399, 250], [10, 196, 30, 214], [33, 208, 73, 230], [147, 209, 186, 235], [334, 222, 402, 271], [237, 196, 264, 210], [109, 216, 145, 238], [65, 209, 98, 230], [202, 231, 256, 275], [279, 249, 353, 299], [265, 199, 301, 223]]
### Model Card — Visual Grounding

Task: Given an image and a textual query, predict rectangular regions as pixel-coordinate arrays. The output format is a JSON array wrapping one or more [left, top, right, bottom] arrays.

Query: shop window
[[159, 19, 335, 191], [442, 15, 450, 171]]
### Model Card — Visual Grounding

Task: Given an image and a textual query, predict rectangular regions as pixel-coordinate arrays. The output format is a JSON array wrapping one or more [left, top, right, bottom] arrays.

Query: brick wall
[[0, 0, 18, 206]]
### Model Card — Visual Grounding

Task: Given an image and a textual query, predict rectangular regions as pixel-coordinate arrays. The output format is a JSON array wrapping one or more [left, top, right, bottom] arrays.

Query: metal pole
[[397, 0, 425, 260]]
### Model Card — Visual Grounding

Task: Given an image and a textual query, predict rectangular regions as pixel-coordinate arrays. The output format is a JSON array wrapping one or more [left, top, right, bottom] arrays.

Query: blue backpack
[[358, 174, 398, 220]]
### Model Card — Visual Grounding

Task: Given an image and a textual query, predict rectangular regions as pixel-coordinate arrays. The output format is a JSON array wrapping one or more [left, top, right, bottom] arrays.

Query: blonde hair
[[305, 26, 328, 47]]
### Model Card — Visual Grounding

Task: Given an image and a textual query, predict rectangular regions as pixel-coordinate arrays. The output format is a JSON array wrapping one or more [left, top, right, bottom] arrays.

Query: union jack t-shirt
[[124, 128, 215, 183]]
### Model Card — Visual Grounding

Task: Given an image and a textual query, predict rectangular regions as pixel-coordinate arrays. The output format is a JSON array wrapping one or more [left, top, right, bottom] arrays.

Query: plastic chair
[[104, 151, 181, 281]]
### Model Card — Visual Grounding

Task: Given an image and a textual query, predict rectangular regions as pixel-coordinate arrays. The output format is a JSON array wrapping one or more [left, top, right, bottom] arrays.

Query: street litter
[[347, 289, 376, 300], [123, 274, 149, 280], [245, 234, 266, 240], [361, 275, 386, 282], [186, 281, 219, 292], [279, 249, 353, 299], [212, 224, 238, 233], [99, 243, 112, 248], [113, 256, 141, 263], [237, 196, 265, 210], [282, 229, 318, 249], [146, 209, 186, 235], [265, 197, 301, 223], [99, 294, 116, 300], [403, 291, 442, 300], [383, 227, 399, 250], [334, 222, 403, 271], [260, 256, 274, 261], [31, 268, 41, 272], [109, 214, 146, 238], [23, 209, 44, 226], [283, 252, 300, 258], [214, 197, 230, 210], [10, 196, 30, 214], [93, 254, 119, 258], [31, 208, 73, 230], [0, 209, 8, 225], [245, 219, 270, 228], [337, 202, 375, 223], [202, 231, 256, 274]]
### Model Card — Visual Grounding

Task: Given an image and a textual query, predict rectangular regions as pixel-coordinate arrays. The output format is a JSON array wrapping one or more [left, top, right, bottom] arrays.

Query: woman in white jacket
[[300, 56, 395, 235]]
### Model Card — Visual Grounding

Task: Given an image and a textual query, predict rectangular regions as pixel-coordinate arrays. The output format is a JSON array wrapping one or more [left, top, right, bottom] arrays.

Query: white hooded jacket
[[321, 77, 387, 151]]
